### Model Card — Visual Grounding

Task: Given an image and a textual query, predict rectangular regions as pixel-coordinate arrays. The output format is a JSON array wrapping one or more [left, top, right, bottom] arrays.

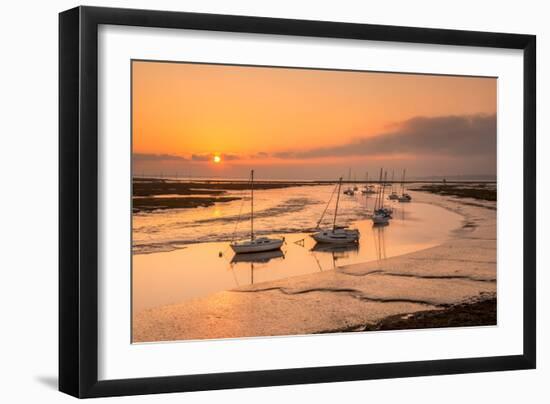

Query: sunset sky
[[132, 60, 497, 180]]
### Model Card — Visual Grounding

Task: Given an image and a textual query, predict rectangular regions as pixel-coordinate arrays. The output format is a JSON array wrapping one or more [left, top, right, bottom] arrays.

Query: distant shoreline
[[132, 179, 496, 213], [134, 177, 497, 185]]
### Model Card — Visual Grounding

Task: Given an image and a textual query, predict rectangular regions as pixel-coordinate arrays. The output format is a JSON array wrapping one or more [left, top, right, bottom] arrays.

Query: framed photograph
[[59, 6, 536, 398]]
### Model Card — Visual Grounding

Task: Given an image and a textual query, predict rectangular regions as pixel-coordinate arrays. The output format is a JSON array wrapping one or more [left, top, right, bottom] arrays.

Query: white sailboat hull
[[372, 214, 390, 225], [312, 228, 359, 244], [398, 194, 412, 202], [230, 237, 284, 254]]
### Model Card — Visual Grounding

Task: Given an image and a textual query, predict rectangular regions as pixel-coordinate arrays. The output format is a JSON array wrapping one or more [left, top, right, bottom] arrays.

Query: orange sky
[[132, 60, 496, 179]]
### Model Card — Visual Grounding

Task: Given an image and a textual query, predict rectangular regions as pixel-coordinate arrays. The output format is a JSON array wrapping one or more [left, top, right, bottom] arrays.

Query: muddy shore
[[133, 189, 497, 343], [132, 179, 316, 212]]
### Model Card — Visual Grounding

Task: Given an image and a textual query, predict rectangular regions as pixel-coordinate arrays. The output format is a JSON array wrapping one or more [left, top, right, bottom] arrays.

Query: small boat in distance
[[388, 169, 399, 200], [312, 177, 360, 244], [343, 168, 355, 196], [361, 172, 377, 194], [398, 169, 412, 203], [230, 170, 284, 254], [372, 168, 391, 225]]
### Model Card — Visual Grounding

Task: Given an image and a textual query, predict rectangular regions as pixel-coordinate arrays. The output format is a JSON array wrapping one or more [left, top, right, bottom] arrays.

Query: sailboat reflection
[[372, 225, 387, 261], [398, 205, 406, 221], [230, 250, 285, 286], [311, 243, 359, 270]]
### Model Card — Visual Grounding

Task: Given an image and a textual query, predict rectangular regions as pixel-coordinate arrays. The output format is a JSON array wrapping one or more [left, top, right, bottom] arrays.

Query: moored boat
[[230, 170, 284, 254], [361, 172, 377, 194], [387, 169, 399, 200], [343, 168, 355, 196], [312, 177, 360, 244], [398, 169, 413, 203], [398, 193, 412, 202], [312, 227, 360, 244], [371, 212, 390, 225], [231, 237, 284, 254], [372, 168, 392, 226]]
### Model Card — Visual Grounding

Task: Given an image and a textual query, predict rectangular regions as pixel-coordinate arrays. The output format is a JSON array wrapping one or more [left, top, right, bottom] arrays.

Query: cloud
[[190, 153, 242, 162], [274, 114, 496, 159], [249, 151, 269, 159], [191, 154, 211, 161], [223, 153, 241, 161], [133, 153, 187, 161], [272, 151, 296, 159]]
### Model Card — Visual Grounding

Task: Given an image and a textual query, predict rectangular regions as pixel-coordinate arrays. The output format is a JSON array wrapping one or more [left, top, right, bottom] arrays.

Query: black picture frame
[[59, 5, 536, 398]]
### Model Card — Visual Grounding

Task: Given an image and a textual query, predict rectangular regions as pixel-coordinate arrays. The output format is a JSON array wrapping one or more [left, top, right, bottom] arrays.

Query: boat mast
[[391, 169, 395, 193], [374, 170, 379, 209], [376, 168, 383, 209], [401, 169, 405, 195], [250, 170, 254, 241], [381, 171, 387, 202], [333, 177, 343, 231]]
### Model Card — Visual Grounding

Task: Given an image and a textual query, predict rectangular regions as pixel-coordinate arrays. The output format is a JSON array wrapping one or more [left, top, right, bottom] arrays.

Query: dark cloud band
[[133, 153, 187, 161], [273, 114, 496, 159]]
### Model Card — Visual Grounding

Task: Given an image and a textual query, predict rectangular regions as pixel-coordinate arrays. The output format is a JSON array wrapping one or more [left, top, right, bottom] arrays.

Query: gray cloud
[[274, 114, 496, 159], [223, 153, 241, 161], [191, 154, 211, 161], [249, 151, 269, 159], [133, 153, 187, 161], [191, 153, 242, 162]]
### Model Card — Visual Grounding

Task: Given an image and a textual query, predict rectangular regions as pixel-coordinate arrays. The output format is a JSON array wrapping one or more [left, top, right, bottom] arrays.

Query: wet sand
[[133, 196, 241, 213], [133, 190, 496, 342], [409, 183, 496, 201], [132, 178, 316, 212]]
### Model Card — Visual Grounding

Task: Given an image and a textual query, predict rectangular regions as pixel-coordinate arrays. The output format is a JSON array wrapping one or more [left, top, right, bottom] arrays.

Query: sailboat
[[343, 168, 355, 196], [398, 169, 412, 203], [312, 178, 360, 244], [361, 172, 376, 194], [388, 169, 399, 200], [230, 170, 284, 254], [371, 168, 391, 225], [353, 173, 358, 191]]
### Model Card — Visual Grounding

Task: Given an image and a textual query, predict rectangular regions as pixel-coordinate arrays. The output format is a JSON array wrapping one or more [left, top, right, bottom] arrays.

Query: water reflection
[[311, 243, 359, 270], [132, 200, 463, 313], [372, 225, 387, 261], [230, 250, 285, 286]]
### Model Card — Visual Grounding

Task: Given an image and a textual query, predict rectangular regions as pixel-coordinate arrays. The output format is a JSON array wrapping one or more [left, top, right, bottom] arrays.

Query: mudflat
[[133, 189, 496, 343]]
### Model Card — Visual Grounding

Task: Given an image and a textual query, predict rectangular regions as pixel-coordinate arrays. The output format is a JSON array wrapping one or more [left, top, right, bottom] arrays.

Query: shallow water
[[133, 184, 372, 253], [133, 193, 463, 313]]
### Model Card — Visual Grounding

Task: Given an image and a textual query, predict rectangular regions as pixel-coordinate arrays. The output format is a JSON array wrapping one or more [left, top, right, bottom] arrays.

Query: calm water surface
[[133, 186, 463, 313]]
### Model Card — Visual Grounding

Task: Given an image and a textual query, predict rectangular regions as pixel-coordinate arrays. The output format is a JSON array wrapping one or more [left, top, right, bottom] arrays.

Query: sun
[[213, 155, 221, 164]]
